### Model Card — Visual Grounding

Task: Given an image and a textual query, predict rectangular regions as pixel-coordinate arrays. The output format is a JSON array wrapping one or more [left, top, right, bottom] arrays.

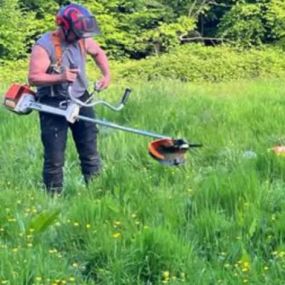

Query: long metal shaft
[[77, 115, 170, 139], [29, 102, 170, 139]]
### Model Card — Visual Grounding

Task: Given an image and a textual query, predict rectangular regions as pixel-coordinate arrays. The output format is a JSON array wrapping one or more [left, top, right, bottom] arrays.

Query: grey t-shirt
[[36, 32, 88, 99]]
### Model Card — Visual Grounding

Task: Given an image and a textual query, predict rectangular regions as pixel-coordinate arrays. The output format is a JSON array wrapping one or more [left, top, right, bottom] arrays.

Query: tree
[[0, 0, 35, 59]]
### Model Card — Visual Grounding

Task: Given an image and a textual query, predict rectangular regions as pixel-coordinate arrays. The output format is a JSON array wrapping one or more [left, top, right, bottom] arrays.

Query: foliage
[[264, 0, 285, 41], [1, 45, 285, 85], [1, 0, 285, 59], [218, 3, 266, 46], [109, 45, 285, 83], [0, 0, 35, 59], [218, 0, 285, 46]]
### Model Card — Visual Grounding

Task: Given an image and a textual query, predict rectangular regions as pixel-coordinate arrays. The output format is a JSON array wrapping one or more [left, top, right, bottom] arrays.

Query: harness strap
[[52, 32, 62, 67], [51, 32, 86, 68]]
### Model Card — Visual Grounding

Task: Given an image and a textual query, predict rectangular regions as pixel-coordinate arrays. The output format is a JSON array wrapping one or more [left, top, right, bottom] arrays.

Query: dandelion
[[187, 188, 193, 195], [49, 249, 58, 254], [69, 277, 75, 282], [113, 221, 121, 227], [240, 260, 250, 272], [271, 214, 276, 221], [86, 224, 91, 229], [224, 263, 230, 268], [162, 271, 170, 279], [32, 208, 38, 214], [7, 218, 16, 223], [12, 248, 19, 253], [112, 232, 121, 239]]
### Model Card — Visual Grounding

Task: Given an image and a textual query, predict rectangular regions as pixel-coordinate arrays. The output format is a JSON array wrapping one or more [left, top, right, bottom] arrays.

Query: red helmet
[[56, 3, 100, 41]]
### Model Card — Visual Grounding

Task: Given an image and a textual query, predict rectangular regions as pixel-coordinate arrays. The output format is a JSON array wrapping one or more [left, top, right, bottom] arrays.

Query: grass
[[1, 79, 285, 284]]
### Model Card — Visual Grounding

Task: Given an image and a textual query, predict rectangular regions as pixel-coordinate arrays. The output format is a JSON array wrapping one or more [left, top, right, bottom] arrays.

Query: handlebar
[[68, 85, 131, 111]]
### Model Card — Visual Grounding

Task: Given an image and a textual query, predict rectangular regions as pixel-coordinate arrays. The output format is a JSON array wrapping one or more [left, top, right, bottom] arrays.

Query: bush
[[1, 45, 285, 87], [110, 44, 285, 83]]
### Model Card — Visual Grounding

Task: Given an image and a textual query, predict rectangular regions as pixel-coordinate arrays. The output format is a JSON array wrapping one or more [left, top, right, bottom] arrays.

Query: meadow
[[1, 79, 285, 284]]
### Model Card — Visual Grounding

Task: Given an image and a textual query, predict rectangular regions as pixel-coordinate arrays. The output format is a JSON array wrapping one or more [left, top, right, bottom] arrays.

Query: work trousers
[[38, 95, 101, 192]]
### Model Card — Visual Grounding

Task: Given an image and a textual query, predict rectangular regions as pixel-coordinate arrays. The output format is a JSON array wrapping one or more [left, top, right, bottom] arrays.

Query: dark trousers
[[39, 95, 101, 192]]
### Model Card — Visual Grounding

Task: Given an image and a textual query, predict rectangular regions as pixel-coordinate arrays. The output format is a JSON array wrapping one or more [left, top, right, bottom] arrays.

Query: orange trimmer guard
[[148, 138, 190, 166]]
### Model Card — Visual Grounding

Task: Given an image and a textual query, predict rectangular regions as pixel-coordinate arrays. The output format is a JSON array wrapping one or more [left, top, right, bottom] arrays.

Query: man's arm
[[85, 38, 111, 90], [28, 45, 79, 86]]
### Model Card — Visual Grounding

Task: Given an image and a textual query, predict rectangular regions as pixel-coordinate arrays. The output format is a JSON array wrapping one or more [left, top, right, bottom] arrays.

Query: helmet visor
[[72, 16, 100, 38]]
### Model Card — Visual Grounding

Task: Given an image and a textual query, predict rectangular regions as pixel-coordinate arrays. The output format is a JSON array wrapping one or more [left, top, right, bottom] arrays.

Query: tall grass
[[1, 80, 285, 284]]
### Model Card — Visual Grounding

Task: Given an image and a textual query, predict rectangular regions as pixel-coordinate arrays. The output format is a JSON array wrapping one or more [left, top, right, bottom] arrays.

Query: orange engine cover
[[4, 84, 35, 110]]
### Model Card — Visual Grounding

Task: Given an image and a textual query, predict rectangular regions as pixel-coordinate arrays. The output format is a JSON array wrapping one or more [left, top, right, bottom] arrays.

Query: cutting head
[[148, 138, 190, 166]]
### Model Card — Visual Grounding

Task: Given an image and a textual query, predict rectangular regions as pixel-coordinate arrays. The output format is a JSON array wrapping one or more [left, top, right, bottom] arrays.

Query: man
[[28, 3, 111, 193]]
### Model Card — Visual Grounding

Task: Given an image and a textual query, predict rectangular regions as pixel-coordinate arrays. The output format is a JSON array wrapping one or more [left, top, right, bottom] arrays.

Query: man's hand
[[96, 75, 111, 90], [61, 68, 80, 83]]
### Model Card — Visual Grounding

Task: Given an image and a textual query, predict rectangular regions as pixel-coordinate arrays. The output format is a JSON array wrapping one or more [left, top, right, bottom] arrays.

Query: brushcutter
[[3, 83, 202, 165]]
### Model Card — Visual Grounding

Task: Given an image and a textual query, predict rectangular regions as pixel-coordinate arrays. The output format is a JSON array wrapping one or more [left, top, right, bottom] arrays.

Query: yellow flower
[[86, 224, 91, 229], [113, 221, 121, 226], [162, 271, 170, 280], [112, 232, 121, 239]]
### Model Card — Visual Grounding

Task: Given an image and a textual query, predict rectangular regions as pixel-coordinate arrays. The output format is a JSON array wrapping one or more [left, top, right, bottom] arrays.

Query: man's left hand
[[96, 75, 111, 90]]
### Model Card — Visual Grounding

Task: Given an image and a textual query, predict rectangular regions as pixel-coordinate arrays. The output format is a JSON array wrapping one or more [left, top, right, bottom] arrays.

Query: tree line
[[0, 0, 284, 60]]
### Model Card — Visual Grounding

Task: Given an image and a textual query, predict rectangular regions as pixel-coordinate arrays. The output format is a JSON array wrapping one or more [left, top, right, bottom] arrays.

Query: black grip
[[121, 88, 131, 105]]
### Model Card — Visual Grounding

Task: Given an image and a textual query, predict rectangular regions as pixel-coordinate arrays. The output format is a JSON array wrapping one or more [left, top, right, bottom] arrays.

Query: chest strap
[[51, 32, 86, 68]]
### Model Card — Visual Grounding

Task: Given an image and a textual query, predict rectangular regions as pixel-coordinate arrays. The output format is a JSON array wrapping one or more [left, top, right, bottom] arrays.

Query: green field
[[1, 80, 285, 284]]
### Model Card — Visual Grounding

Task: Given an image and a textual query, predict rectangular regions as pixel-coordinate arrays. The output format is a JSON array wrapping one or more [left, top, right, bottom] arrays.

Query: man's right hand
[[61, 68, 80, 83]]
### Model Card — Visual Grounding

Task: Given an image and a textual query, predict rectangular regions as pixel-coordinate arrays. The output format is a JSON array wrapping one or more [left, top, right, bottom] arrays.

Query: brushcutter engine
[[3, 83, 202, 166], [4, 84, 35, 114], [3, 83, 80, 123]]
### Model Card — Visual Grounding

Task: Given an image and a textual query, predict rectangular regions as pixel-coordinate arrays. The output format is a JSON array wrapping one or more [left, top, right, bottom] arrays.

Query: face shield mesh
[[71, 16, 100, 38]]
